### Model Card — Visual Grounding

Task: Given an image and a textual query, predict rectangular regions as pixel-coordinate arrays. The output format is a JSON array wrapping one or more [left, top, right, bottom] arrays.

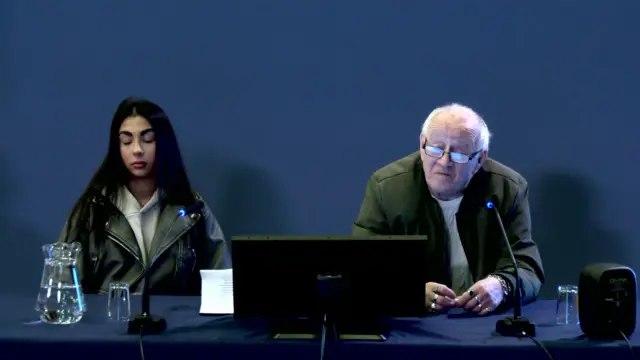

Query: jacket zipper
[[105, 229, 148, 290], [149, 224, 195, 267], [105, 229, 144, 265], [131, 224, 196, 292]]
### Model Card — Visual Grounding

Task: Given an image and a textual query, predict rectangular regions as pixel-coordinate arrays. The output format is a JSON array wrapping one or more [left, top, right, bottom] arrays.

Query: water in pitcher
[[35, 242, 86, 324], [36, 284, 85, 324]]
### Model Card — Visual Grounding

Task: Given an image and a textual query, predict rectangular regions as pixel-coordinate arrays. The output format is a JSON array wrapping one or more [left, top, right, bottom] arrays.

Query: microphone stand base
[[127, 313, 167, 335], [496, 316, 536, 337]]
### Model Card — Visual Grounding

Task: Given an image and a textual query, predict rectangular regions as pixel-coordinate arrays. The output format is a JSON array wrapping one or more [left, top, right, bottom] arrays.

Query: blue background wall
[[1, 1, 639, 298]]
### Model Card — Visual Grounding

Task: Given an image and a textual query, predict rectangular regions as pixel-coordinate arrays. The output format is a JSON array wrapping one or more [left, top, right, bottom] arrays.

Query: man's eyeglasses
[[423, 145, 481, 164]]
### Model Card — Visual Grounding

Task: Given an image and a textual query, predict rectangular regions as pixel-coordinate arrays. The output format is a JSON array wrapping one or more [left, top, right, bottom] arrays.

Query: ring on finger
[[430, 302, 436, 310], [435, 284, 441, 294], [433, 293, 439, 301], [475, 296, 480, 305]]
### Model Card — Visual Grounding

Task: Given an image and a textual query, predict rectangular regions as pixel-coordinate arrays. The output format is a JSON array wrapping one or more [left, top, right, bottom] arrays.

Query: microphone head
[[178, 201, 205, 217], [485, 201, 494, 209]]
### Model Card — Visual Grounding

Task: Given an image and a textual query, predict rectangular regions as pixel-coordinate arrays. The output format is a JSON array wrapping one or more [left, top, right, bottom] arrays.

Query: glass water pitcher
[[35, 242, 86, 324]]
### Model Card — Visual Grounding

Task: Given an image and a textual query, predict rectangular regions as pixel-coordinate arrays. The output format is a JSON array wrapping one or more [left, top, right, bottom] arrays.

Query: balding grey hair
[[420, 103, 492, 151]]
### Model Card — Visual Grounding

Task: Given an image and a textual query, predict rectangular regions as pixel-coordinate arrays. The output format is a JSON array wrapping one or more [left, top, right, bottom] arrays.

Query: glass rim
[[108, 282, 130, 289], [556, 284, 578, 292]]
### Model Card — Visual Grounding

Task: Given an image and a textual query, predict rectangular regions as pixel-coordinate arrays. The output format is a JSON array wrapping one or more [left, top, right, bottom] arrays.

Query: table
[[0, 295, 637, 360]]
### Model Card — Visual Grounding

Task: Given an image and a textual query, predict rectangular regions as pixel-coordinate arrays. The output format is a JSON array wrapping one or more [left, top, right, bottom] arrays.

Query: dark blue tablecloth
[[0, 295, 637, 360]]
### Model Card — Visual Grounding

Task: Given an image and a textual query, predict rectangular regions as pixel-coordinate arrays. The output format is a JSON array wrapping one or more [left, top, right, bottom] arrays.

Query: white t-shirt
[[435, 196, 474, 295], [116, 187, 160, 265]]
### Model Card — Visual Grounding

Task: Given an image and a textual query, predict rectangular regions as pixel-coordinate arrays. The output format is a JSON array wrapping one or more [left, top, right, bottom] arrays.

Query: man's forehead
[[429, 119, 478, 136], [426, 122, 478, 151]]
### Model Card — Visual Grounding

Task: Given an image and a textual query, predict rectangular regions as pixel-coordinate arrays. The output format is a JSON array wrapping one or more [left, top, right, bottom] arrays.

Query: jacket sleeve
[[198, 201, 232, 270], [492, 182, 545, 306], [352, 175, 391, 235]]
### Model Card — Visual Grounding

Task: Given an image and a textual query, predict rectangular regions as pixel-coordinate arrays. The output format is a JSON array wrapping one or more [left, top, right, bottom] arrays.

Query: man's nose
[[437, 152, 453, 167]]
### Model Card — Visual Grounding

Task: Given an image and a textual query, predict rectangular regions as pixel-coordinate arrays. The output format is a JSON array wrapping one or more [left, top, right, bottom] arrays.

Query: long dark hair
[[66, 97, 197, 236]]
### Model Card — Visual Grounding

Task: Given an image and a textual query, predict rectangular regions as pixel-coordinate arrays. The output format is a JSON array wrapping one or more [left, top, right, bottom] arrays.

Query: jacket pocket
[[83, 233, 103, 294], [176, 240, 197, 275], [90, 253, 100, 272], [174, 239, 197, 293]]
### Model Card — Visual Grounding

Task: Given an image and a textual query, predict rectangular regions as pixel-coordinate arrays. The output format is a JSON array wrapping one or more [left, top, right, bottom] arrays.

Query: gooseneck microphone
[[485, 199, 536, 337], [127, 201, 204, 335]]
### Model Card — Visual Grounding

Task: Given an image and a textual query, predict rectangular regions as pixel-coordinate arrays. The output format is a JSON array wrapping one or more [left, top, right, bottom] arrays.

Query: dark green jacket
[[353, 151, 545, 307], [58, 192, 231, 296]]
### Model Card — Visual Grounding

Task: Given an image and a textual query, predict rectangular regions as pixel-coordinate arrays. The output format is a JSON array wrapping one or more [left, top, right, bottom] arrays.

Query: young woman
[[58, 97, 230, 295]]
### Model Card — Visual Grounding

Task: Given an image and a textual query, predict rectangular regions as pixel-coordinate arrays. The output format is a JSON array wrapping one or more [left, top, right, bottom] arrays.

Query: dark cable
[[618, 329, 635, 360], [139, 326, 146, 360], [332, 321, 339, 357], [319, 313, 328, 360], [523, 331, 555, 360]]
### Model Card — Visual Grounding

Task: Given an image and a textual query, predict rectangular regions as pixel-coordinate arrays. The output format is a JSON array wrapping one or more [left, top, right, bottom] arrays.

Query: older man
[[353, 103, 544, 316]]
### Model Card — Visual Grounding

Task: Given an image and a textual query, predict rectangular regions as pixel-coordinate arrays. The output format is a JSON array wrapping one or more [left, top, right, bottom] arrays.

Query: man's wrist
[[488, 274, 510, 303]]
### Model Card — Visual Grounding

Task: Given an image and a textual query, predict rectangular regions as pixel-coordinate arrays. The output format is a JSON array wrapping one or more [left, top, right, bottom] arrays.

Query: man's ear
[[475, 150, 488, 172], [419, 133, 426, 148]]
